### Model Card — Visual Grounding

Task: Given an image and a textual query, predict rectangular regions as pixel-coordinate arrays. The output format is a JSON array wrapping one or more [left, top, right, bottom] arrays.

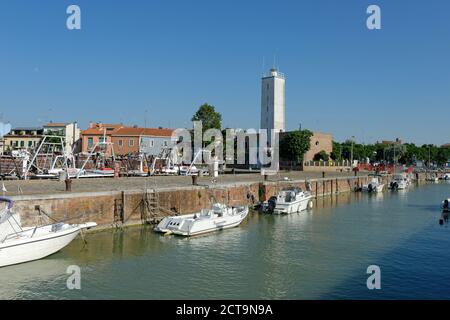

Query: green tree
[[330, 141, 342, 161], [191, 103, 222, 132], [313, 150, 330, 161], [280, 130, 313, 163]]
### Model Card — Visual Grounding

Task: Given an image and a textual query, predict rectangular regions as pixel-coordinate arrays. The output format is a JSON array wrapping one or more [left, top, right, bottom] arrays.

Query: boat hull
[[0, 225, 90, 268], [273, 197, 312, 214], [155, 207, 249, 237]]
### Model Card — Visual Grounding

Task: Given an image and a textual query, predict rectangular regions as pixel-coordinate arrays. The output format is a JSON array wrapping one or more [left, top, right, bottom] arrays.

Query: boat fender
[[308, 201, 314, 209]]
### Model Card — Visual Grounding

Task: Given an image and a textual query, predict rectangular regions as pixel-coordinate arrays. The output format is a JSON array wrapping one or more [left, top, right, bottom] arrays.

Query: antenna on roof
[[262, 56, 265, 74], [144, 108, 149, 129]]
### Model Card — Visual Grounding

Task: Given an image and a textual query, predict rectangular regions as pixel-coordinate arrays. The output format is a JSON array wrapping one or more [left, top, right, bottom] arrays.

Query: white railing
[[303, 160, 352, 167]]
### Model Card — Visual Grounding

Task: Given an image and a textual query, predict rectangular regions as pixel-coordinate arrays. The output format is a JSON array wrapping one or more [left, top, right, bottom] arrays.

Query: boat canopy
[[0, 197, 13, 210], [281, 188, 303, 194]]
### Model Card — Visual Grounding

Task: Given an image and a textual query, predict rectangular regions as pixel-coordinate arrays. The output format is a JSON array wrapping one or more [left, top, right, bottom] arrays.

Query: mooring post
[[121, 190, 126, 223], [315, 181, 318, 199]]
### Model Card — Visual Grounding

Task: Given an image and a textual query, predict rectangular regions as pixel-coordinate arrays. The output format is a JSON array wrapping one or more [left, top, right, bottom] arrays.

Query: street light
[[350, 136, 355, 167]]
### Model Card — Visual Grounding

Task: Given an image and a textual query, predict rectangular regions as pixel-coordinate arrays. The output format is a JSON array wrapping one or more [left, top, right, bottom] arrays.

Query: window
[[99, 136, 106, 143], [129, 139, 134, 147], [118, 140, 123, 147], [150, 140, 154, 147], [28, 141, 33, 147], [88, 137, 93, 148], [20, 141, 25, 147], [163, 140, 168, 147]]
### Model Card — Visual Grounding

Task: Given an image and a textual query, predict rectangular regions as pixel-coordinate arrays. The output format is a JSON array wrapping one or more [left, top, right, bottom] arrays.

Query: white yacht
[[389, 174, 410, 190], [0, 197, 97, 268], [272, 188, 313, 214], [154, 203, 248, 236], [362, 175, 385, 193]]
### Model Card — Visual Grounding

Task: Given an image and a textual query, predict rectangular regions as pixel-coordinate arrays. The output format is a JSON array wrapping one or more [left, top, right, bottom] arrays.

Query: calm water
[[1, 182, 450, 300]]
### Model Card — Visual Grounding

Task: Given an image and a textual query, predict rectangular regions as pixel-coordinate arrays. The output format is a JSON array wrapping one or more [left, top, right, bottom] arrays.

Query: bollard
[[322, 171, 325, 178], [264, 174, 268, 181], [65, 178, 72, 192], [192, 175, 198, 185]]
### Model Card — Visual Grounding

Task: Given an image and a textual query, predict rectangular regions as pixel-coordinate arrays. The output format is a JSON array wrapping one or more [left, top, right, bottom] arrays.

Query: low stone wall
[[9, 175, 382, 229]]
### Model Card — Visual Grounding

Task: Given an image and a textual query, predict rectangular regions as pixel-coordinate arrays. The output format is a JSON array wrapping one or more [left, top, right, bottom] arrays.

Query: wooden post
[[121, 191, 126, 223], [315, 181, 318, 199]]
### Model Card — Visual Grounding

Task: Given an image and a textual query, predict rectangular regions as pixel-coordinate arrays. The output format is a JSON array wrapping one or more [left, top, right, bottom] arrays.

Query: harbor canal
[[1, 182, 449, 299]]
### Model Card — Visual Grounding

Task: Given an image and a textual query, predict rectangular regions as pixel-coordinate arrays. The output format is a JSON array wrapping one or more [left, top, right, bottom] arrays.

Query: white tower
[[260, 68, 285, 132]]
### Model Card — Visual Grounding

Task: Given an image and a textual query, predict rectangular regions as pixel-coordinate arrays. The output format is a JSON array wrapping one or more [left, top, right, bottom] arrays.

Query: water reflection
[[2, 183, 450, 299]]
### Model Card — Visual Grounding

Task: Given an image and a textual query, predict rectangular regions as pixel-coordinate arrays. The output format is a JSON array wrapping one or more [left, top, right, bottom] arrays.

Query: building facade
[[0, 138, 4, 155], [260, 68, 285, 132], [80, 123, 175, 157], [2, 127, 44, 152], [304, 132, 333, 162], [139, 128, 176, 156], [80, 123, 122, 156], [43, 122, 81, 155]]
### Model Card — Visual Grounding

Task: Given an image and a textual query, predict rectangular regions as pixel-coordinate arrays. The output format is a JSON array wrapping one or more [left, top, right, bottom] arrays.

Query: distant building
[[80, 123, 175, 156], [112, 127, 175, 156], [380, 138, 403, 145], [260, 68, 285, 132], [304, 132, 333, 162], [43, 122, 81, 155], [3, 127, 44, 152], [441, 143, 450, 148], [80, 123, 124, 157], [0, 138, 4, 155]]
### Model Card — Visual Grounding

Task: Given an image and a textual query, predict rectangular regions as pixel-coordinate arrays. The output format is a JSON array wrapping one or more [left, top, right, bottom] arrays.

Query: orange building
[[80, 123, 174, 156]]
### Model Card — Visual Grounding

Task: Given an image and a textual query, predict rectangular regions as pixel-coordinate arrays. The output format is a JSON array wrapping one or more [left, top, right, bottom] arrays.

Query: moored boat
[[154, 203, 248, 236], [272, 188, 313, 214], [389, 174, 410, 190], [0, 197, 97, 268], [362, 175, 385, 193]]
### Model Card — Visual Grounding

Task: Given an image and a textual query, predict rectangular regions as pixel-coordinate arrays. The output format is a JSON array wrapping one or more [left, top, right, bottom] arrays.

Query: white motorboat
[[362, 176, 385, 193], [442, 199, 450, 213], [154, 203, 248, 236], [0, 197, 97, 268], [389, 174, 409, 190], [272, 188, 313, 214], [442, 173, 450, 181], [426, 175, 439, 183]]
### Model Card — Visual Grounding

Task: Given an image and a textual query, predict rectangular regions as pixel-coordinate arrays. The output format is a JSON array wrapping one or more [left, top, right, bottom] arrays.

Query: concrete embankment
[[6, 173, 390, 230]]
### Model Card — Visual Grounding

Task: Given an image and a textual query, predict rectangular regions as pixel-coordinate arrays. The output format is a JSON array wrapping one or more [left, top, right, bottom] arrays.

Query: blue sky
[[0, 0, 449, 145]]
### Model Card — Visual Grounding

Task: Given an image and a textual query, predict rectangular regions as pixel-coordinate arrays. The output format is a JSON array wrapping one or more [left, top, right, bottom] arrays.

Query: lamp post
[[350, 136, 355, 168]]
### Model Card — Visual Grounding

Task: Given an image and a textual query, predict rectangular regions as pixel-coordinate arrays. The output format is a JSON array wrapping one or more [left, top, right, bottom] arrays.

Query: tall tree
[[191, 103, 222, 132], [280, 130, 313, 163]]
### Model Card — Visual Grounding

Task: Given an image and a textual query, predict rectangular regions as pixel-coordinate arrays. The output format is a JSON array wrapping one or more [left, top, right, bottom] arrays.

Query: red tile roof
[[113, 127, 174, 137], [81, 126, 174, 137], [45, 122, 70, 127]]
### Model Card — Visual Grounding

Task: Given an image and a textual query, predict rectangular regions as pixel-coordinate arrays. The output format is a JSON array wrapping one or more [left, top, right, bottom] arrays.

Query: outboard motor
[[443, 200, 449, 210], [390, 181, 399, 190], [267, 196, 277, 213], [368, 184, 374, 193]]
